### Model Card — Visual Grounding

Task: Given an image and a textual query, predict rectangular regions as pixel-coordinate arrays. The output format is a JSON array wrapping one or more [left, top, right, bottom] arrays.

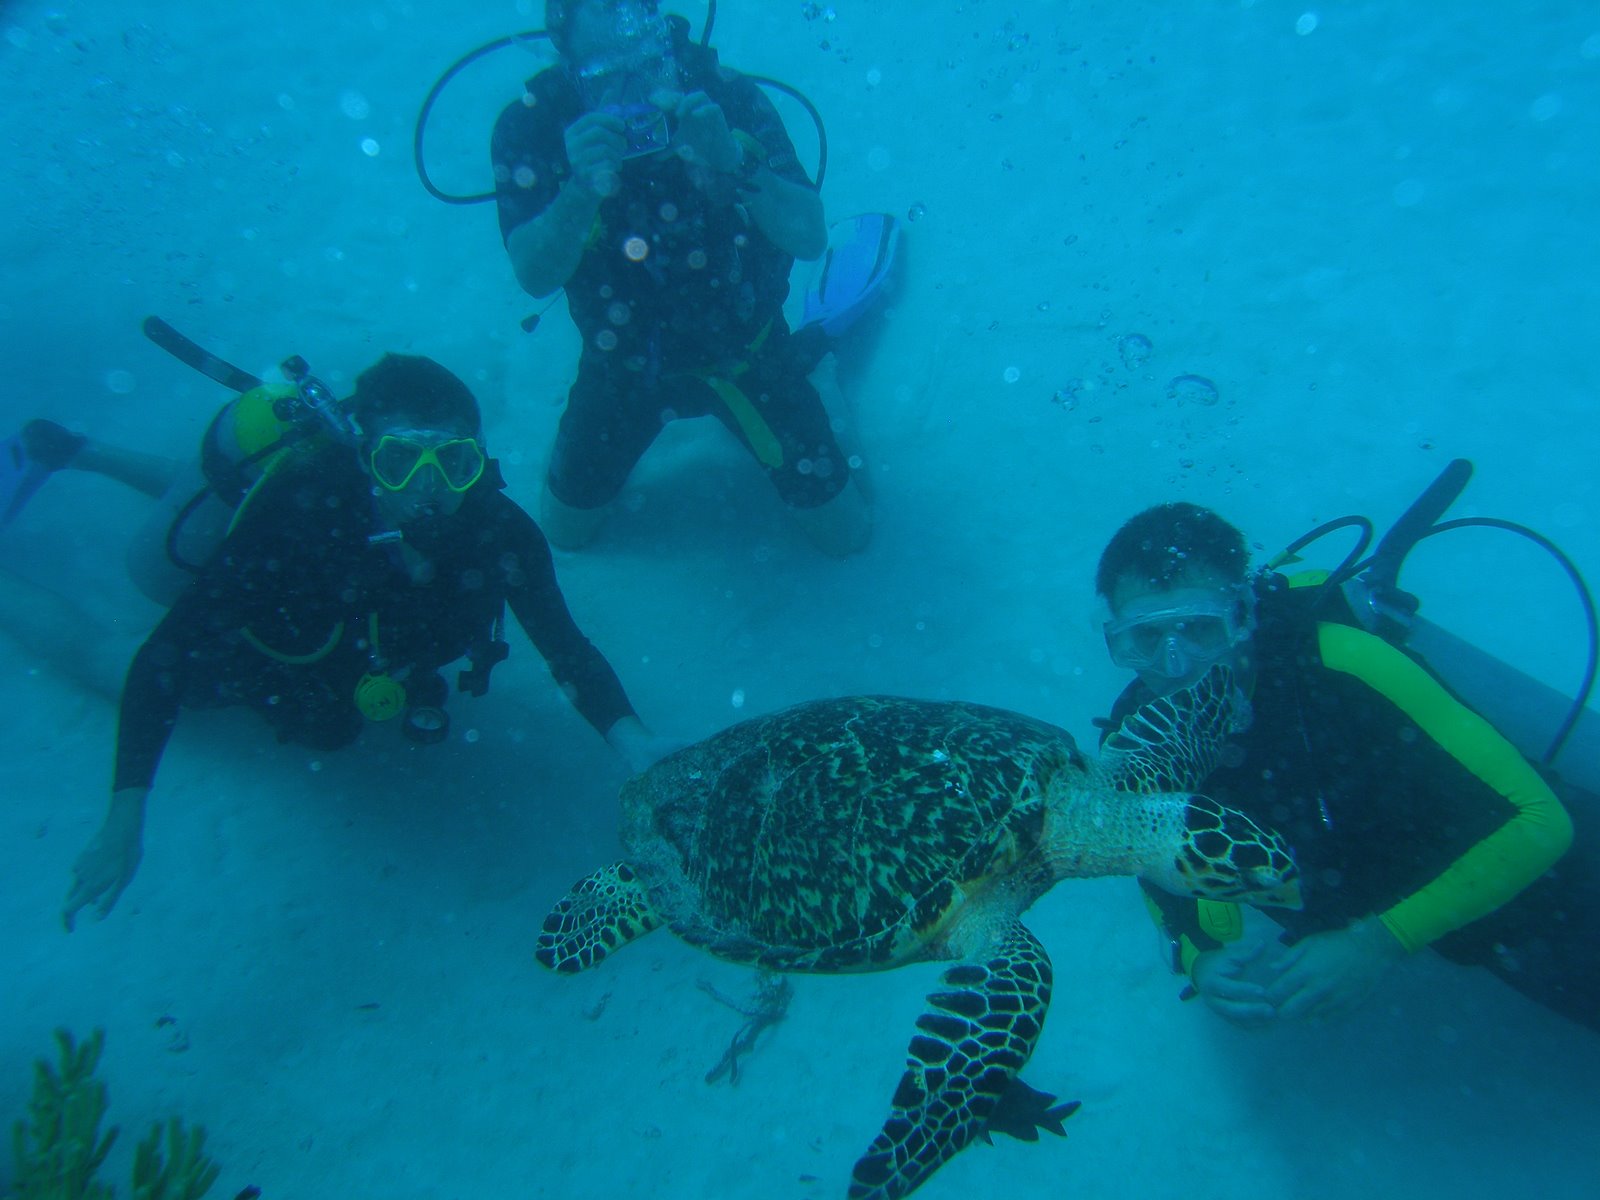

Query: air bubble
[[104, 369, 136, 394], [1117, 333, 1153, 368], [1052, 378, 1089, 410], [907, 202, 926, 222], [1166, 374, 1220, 407]]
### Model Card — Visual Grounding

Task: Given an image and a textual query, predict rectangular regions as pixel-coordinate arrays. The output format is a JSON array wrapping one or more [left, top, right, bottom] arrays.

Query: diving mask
[[1104, 585, 1256, 677], [367, 431, 486, 493]]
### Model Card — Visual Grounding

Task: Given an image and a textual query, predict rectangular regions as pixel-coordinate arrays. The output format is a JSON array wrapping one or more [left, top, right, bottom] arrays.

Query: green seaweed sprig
[[10, 1029, 116, 1200], [7, 1029, 219, 1200]]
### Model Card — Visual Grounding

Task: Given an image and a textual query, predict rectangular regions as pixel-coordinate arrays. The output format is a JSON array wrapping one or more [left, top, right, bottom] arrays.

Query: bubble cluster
[[1166, 374, 1220, 406], [1052, 379, 1088, 411], [1117, 333, 1153, 368]]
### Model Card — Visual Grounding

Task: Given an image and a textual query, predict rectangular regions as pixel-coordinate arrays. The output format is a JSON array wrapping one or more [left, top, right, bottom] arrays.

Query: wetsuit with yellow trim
[[113, 440, 637, 792], [1107, 572, 1595, 1029], [490, 15, 851, 512]]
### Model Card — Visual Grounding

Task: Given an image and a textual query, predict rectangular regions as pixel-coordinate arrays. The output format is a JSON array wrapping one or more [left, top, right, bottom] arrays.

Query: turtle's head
[[1146, 793, 1301, 909]]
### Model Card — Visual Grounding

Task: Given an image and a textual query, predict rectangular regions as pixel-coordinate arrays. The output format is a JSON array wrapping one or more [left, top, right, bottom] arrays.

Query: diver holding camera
[[491, 0, 872, 555]]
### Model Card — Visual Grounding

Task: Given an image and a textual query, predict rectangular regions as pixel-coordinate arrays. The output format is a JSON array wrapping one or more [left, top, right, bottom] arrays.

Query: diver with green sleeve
[[1093, 500, 1597, 1031], [41, 352, 673, 928]]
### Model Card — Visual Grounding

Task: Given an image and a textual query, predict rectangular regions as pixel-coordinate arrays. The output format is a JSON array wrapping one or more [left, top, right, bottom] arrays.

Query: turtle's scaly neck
[[1040, 787, 1192, 881]]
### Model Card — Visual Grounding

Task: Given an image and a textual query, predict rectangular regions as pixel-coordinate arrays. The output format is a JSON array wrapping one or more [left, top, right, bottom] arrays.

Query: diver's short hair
[[349, 354, 481, 435], [1095, 502, 1248, 599]]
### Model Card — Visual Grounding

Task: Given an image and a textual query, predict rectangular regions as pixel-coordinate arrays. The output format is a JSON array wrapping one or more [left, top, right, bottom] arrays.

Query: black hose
[[413, 4, 828, 204], [414, 29, 550, 205], [1275, 515, 1374, 590], [745, 74, 828, 188], [1419, 518, 1599, 766]]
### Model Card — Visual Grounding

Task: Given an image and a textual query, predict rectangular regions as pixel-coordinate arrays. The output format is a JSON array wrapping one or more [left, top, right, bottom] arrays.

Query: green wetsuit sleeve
[[1138, 880, 1244, 976], [1316, 622, 1574, 952]]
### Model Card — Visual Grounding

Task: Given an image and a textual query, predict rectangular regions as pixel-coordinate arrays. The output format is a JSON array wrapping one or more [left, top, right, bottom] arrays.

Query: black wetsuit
[[490, 17, 848, 511], [114, 443, 635, 791], [1112, 574, 1597, 1030]]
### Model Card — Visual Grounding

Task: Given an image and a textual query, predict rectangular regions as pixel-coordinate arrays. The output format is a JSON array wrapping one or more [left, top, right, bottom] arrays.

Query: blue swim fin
[[0, 433, 51, 526], [1, 422, 84, 527], [800, 212, 902, 339]]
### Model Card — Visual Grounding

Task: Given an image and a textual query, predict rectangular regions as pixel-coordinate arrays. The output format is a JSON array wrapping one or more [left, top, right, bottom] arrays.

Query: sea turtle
[[536, 669, 1300, 1199]]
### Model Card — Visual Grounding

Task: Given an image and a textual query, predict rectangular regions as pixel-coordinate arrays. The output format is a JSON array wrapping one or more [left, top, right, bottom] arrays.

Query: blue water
[[2, 2, 1598, 1197]]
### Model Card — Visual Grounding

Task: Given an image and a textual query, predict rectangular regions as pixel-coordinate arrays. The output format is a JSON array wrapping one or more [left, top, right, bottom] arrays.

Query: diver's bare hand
[[563, 110, 628, 196], [1263, 917, 1405, 1020], [63, 788, 147, 930], [1190, 940, 1278, 1028], [672, 91, 739, 176]]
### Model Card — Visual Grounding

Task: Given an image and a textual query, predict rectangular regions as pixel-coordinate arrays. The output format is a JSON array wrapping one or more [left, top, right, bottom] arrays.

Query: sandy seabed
[[2, 2, 1598, 1197]]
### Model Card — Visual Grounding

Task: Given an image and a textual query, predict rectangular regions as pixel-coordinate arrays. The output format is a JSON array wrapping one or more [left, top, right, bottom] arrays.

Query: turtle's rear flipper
[[849, 921, 1053, 1200], [535, 862, 662, 974], [978, 1076, 1081, 1144]]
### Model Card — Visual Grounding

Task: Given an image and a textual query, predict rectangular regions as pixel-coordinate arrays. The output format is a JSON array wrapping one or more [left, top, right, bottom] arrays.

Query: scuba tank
[[1274, 459, 1599, 792], [130, 318, 361, 606]]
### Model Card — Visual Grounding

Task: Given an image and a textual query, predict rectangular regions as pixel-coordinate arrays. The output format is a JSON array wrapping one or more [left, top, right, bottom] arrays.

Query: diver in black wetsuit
[[1095, 502, 1598, 1032], [63, 353, 673, 929], [491, 0, 871, 555]]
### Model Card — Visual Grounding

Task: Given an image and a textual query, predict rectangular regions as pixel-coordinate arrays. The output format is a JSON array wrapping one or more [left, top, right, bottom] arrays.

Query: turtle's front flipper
[[535, 862, 662, 974], [1099, 664, 1249, 793], [849, 921, 1053, 1200]]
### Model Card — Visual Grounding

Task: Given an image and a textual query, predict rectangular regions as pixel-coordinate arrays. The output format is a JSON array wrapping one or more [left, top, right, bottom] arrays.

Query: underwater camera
[[605, 98, 672, 159]]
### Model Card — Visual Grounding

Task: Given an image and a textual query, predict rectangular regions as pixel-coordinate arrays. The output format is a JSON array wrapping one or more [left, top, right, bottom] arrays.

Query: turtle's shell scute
[[620, 695, 1086, 970]]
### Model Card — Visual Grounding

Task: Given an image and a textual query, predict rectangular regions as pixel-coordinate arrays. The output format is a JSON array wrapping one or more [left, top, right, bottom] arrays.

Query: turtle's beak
[[1251, 866, 1302, 910]]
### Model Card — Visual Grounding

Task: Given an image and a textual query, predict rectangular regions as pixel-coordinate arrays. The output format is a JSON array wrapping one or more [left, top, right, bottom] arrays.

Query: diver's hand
[[1190, 940, 1278, 1028], [563, 110, 628, 197], [672, 91, 740, 177], [63, 787, 148, 930], [605, 716, 685, 775], [1262, 916, 1406, 1020]]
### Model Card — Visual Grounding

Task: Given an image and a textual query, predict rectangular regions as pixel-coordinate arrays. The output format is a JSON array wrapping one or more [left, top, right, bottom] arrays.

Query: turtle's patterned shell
[[620, 695, 1087, 971]]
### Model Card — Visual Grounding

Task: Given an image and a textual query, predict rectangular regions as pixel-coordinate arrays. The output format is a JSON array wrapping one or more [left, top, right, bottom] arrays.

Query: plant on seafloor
[[6, 1029, 220, 1200]]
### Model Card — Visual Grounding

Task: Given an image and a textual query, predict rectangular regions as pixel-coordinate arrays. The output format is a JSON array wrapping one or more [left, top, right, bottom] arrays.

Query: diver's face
[[1105, 566, 1256, 697], [565, 1, 667, 79], [364, 419, 486, 527]]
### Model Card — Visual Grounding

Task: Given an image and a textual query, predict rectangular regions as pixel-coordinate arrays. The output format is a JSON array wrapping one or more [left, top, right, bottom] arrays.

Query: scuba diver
[[489, 0, 876, 555], [1092, 498, 1598, 1033], [6, 350, 675, 928]]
